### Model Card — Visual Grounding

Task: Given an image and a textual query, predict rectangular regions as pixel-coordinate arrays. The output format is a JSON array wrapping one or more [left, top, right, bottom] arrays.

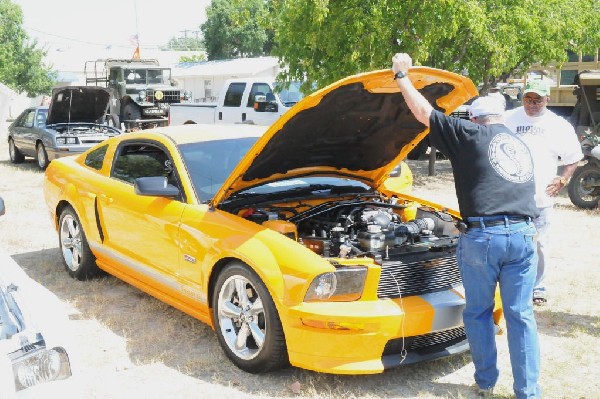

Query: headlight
[[56, 137, 78, 145], [138, 90, 147, 101], [304, 267, 367, 302], [12, 347, 71, 391]]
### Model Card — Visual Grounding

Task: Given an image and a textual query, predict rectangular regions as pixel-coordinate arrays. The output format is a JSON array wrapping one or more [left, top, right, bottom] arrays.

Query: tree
[[201, 0, 271, 60], [269, 0, 599, 92], [164, 35, 204, 51], [179, 54, 207, 63], [0, 0, 55, 96]]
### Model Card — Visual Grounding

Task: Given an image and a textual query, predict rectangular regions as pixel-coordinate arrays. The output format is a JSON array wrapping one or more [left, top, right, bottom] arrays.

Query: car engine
[[243, 199, 458, 259], [241, 198, 462, 299]]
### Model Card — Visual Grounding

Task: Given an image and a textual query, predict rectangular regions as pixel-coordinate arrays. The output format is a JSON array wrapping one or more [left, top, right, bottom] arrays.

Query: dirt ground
[[0, 131, 599, 399]]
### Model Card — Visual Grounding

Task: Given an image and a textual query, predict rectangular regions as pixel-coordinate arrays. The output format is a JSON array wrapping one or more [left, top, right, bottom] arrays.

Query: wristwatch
[[394, 71, 408, 80], [557, 175, 568, 185]]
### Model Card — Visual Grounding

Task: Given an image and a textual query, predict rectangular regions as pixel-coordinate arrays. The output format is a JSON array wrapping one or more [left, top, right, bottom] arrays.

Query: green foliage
[[0, 0, 55, 96], [164, 36, 204, 51], [270, 0, 600, 91], [201, 0, 271, 60], [179, 54, 207, 63]]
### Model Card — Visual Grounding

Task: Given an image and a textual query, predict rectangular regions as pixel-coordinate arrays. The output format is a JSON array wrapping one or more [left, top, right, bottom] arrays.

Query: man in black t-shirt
[[392, 53, 541, 399]]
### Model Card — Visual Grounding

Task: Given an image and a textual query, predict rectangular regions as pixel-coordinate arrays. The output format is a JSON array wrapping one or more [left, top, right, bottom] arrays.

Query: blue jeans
[[532, 206, 552, 295], [458, 216, 540, 399]]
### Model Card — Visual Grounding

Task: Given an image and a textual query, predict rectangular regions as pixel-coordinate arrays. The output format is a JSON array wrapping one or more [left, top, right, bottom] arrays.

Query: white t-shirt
[[504, 107, 583, 208]]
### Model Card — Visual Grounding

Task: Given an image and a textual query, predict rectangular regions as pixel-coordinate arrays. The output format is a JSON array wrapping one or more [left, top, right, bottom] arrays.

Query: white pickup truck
[[169, 78, 305, 126]]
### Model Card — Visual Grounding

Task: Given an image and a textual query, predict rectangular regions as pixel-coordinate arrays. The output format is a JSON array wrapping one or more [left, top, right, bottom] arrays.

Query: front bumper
[[283, 287, 474, 374]]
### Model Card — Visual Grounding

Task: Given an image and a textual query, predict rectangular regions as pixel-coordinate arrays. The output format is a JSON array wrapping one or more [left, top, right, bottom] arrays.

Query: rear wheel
[[8, 138, 25, 163], [212, 262, 288, 373], [36, 142, 49, 170], [568, 163, 600, 209], [58, 206, 100, 280]]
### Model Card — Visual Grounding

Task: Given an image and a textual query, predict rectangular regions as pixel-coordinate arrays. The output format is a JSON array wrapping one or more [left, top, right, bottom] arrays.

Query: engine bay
[[238, 196, 459, 260]]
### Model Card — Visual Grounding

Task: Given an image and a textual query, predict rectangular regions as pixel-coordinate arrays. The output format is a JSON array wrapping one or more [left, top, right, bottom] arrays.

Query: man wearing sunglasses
[[504, 80, 583, 306]]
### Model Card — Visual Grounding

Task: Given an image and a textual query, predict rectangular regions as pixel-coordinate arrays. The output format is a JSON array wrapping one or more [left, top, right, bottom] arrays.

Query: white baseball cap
[[468, 96, 505, 118]]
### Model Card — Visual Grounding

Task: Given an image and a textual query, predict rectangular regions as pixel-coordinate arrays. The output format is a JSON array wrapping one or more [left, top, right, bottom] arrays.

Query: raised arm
[[391, 53, 433, 126]]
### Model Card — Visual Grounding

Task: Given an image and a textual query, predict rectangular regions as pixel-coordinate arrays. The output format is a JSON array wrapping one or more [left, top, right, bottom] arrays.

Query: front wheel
[[58, 207, 100, 280], [568, 163, 600, 209], [212, 262, 288, 373], [122, 103, 142, 130]]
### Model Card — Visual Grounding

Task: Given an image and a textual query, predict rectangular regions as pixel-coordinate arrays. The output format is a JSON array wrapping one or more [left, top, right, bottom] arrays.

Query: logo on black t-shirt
[[488, 133, 534, 183]]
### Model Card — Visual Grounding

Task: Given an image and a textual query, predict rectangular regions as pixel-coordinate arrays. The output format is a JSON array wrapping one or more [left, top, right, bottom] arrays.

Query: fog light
[[13, 347, 71, 391], [301, 319, 366, 330]]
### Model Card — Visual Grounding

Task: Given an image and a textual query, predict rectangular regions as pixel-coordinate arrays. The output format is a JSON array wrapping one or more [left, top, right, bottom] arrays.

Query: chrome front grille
[[377, 251, 461, 299]]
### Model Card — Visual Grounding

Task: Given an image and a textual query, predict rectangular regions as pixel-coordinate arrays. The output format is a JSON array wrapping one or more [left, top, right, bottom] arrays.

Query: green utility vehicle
[[85, 59, 189, 131]]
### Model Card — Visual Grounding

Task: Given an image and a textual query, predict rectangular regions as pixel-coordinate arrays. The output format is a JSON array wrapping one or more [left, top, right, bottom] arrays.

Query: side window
[[112, 143, 173, 185], [22, 110, 35, 128], [246, 83, 273, 107], [35, 110, 47, 127], [560, 69, 578, 85], [84, 145, 108, 170], [223, 83, 246, 107]]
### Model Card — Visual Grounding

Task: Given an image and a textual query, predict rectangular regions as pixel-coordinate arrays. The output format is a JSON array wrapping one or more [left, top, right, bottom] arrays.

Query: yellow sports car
[[44, 67, 502, 375]]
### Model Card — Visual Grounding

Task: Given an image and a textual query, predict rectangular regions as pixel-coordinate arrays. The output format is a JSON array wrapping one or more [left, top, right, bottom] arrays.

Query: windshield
[[124, 68, 171, 85], [274, 81, 305, 107], [179, 137, 259, 202]]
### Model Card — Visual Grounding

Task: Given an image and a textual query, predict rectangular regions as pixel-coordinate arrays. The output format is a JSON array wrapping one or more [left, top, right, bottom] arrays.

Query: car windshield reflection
[[179, 137, 258, 202]]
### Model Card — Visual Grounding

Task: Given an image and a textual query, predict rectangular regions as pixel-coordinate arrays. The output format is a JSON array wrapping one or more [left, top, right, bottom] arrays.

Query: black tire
[[567, 163, 600, 209], [122, 103, 142, 129], [36, 142, 49, 170], [212, 262, 288, 373], [8, 138, 25, 163], [58, 206, 100, 280]]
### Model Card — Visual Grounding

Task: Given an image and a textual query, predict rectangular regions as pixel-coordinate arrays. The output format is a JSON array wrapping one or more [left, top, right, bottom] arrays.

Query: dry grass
[[0, 132, 599, 398]]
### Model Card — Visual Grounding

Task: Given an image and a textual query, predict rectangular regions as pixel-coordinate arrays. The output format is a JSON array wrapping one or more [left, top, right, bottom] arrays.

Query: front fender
[[206, 227, 335, 307]]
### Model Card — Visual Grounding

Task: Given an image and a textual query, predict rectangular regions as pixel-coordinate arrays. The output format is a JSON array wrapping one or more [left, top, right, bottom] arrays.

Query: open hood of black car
[[46, 86, 112, 125]]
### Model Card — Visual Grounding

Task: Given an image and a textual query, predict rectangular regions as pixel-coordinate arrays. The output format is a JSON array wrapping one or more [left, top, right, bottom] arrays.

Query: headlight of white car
[[55, 137, 78, 145], [304, 267, 367, 302], [12, 346, 71, 391]]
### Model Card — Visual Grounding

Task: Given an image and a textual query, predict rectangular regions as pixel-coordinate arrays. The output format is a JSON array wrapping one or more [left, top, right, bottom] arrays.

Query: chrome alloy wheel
[[37, 144, 47, 169], [217, 275, 266, 360], [59, 213, 83, 271]]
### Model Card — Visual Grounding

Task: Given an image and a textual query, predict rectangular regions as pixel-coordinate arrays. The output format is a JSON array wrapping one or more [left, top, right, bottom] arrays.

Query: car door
[[95, 140, 185, 291], [11, 109, 37, 156], [217, 82, 246, 124]]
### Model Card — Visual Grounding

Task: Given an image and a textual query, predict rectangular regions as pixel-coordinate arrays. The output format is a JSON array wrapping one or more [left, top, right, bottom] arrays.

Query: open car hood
[[46, 86, 112, 125], [212, 67, 477, 206]]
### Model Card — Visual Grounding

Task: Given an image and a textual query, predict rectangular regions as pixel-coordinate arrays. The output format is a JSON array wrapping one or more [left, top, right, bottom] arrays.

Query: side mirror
[[253, 94, 278, 113], [134, 177, 180, 197]]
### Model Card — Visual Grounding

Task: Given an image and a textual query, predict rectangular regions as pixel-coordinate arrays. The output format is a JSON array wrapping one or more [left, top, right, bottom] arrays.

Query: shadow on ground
[[11, 248, 483, 398]]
